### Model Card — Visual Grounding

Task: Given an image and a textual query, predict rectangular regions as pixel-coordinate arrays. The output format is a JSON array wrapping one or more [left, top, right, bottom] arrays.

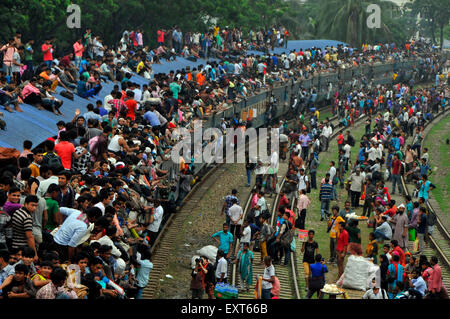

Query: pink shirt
[[428, 264, 443, 293], [21, 83, 40, 99], [297, 194, 311, 211], [1, 45, 17, 65], [73, 42, 84, 57], [251, 194, 259, 209]]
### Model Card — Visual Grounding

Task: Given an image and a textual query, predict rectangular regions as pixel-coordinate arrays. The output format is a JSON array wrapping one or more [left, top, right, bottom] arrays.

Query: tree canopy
[[0, 0, 446, 52]]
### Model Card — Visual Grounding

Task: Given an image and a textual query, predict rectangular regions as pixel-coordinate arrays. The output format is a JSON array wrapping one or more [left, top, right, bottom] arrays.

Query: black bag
[[280, 221, 294, 248], [332, 174, 339, 185], [387, 265, 397, 283], [348, 135, 355, 147], [60, 90, 74, 100], [42, 152, 62, 168]]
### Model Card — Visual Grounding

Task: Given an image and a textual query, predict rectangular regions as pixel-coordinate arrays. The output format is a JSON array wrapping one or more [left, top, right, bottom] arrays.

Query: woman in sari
[[235, 242, 254, 292]]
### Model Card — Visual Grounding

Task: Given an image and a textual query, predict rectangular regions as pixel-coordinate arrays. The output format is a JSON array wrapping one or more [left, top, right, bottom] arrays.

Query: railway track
[[230, 177, 303, 299], [400, 109, 450, 291], [229, 112, 356, 299]]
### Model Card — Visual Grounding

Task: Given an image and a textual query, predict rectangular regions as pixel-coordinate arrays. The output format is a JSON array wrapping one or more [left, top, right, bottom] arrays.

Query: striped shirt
[[319, 183, 333, 200], [12, 207, 33, 249], [108, 99, 127, 117]]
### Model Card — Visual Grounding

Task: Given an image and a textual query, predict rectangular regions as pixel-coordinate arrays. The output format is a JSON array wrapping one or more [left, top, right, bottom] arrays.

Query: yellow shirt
[[329, 216, 344, 239], [314, 110, 320, 119], [136, 61, 144, 73], [29, 163, 40, 178], [214, 26, 220, 37]]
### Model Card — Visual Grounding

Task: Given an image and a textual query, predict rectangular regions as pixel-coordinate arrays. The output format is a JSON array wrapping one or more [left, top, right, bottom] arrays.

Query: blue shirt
[[310, 262, 328, 279], [136, 259, 153, 288], [54, 207, 89, 247], [0, 264, 15, 294], [419, 164, 431, 177], [212, 231, 233, 254], [411, 276, 426, 296], [358, 148, 365, 162], [144, 111, 161, 126], [83, 111, 102, 123], [79, 60, 88, 74]]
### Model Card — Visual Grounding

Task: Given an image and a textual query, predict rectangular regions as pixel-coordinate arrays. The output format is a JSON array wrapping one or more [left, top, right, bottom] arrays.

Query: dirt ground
[[157, 162, 248, 298]]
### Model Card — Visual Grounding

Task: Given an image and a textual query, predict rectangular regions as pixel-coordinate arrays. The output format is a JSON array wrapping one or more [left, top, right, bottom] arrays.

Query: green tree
[[308, 0, 407, 47]]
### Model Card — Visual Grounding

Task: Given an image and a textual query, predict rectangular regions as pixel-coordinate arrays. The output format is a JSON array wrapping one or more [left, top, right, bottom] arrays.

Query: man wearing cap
[[363, 281, 388, 299], [389, 204, 409, 251], [221, 189, 239, 225]]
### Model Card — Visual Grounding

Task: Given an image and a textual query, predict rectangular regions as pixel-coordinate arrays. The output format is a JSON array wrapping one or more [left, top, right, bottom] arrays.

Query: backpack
[[348, 134, 355, 147], [280, 221, 294, 248], [332, 174, 339, 185], [42, 152, 62, 168], [387, 263, 399, 283]]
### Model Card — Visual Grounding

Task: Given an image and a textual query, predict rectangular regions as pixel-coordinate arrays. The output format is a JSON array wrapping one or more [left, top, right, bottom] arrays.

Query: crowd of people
[[284, 80, 447, 299], [213, 62, 448, 299], [0, 22, 448, 300]]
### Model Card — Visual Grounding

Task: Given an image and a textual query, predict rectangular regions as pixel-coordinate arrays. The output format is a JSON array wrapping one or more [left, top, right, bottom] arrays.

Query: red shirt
[[392, 159, 402, 175], [124, 99, 137, 120], [59, 55, 71, 68], [278, 195, 289, 210], [337, 133, 344, 145], [42, 44, 53, 61], [391, 246, 405, 266], [336, 229, 349, 252], [285, 208, 295, 227], [54, 141, 75, 170], [73, 42, 84, 57], [384, 205, 397, 218], [157, 30, 165, 43]]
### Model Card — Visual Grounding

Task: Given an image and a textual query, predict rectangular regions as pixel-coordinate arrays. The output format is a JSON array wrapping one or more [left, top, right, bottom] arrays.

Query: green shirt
[[345, 226, 361, 244], [45, 197, 59, 231], [169, 82, 181, 99], [24, 44, 33, 61]]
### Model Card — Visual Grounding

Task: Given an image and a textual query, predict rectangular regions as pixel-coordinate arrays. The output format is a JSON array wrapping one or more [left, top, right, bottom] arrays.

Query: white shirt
[[91, 235, 121, 258], [228, 204, 243, 225], [94, 202, 106, 215], [103, 94, 114, 111], [363, 288, 387, 299], [133, 88, 142, 102], [241, 226, 251, 244], [329, 166, 337, 180], [297, 173, 309, 191], [148, 205, 164, 232], [343, 144, 351, 158], [37, 176, 59, 198], [215, 257, 228, 279], [255, 197, 267, 217], [322, 125, 333, 138], [366, 147, 378, 161], [262, 264, 275, 289]]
